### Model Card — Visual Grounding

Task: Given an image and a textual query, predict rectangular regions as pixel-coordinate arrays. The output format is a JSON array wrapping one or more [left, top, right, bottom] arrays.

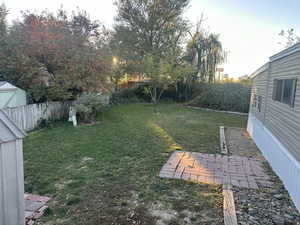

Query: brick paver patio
[[25, 194, 51, 225], [159, 151, 272, 189]]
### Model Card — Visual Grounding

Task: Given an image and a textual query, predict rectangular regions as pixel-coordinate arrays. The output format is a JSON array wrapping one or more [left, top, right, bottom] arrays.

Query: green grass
[[24, 103, 247, 225]]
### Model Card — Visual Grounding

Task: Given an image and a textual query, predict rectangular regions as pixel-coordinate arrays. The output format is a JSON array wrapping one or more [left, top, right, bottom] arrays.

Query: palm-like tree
[[186, 30, 226, 82], [206, 34, 226, 82]]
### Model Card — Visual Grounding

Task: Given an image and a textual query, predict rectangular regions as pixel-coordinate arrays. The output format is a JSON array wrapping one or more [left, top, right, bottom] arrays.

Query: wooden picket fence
[[3, 102, 72, 131], [3, 95, 110, 132]]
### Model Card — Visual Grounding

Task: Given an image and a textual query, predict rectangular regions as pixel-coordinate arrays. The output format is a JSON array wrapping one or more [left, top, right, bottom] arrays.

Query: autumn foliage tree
[[0, 1, 227, 104], [0, 6, 110, 102]]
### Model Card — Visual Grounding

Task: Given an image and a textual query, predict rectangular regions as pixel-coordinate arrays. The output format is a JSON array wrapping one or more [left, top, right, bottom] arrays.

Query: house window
[[273, 79, 297, 107]]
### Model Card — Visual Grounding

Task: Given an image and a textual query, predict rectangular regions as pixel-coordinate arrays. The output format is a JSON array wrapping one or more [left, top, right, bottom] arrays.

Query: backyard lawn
[[24, 103, 247, 225]]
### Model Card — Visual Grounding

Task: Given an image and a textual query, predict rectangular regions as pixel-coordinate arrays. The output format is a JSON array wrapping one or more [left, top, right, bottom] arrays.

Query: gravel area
[[225, 127, 264, 160], [225, 127, 300, 225]]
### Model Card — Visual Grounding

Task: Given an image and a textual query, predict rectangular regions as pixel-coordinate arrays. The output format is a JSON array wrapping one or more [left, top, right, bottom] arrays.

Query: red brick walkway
[[25, 194, 51, 225], [159, 151, 272, 189]]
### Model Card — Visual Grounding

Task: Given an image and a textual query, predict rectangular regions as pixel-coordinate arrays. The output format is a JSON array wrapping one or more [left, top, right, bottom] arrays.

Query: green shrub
[[111, 85, 183, 104], [111, 82, 250, 113], [134, 84, 191, 102], [188, 83, 251, 113], [74, 94, 104, 123], [37, 118, 51, 129], [134, 85, 152, 102], [111, 87, 149, 104]]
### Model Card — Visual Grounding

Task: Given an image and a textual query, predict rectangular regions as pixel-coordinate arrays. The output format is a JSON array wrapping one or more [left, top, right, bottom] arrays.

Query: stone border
[[219, 126, 228, 154], [220, 127, 238, 225], [186, 106, 248, 116], [223, 185, 238, 225]]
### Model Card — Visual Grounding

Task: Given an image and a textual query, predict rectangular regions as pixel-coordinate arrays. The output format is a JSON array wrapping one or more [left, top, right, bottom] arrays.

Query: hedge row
[[188, 83, 251, 113], [111, 82, 251, 113]]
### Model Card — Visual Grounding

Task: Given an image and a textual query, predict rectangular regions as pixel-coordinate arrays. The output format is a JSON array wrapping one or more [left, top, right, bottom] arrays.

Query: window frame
[[272, 78, 297, 108]]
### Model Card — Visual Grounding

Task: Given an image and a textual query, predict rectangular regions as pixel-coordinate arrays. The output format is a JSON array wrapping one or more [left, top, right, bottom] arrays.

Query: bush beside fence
[[3, 95, 110, 131]]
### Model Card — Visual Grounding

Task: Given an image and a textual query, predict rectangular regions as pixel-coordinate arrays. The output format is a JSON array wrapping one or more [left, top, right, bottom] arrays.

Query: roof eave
[[250, 62, 269, 79], [270, 42, 300, 62]]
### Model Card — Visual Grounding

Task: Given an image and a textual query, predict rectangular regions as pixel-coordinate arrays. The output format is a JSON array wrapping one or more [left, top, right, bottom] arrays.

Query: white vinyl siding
[[250, 70, 268, 122], [264, 51, 300, 162], [248, 43, 300, 212]]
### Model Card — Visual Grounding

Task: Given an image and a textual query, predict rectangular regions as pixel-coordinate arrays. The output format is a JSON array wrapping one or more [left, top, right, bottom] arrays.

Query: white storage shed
[[0, 81, 27, 109], [0, 109, 26, 225]]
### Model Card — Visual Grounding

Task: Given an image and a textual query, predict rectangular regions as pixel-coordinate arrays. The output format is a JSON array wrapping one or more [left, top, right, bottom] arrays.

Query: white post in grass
[[68, 106, 77, 127]]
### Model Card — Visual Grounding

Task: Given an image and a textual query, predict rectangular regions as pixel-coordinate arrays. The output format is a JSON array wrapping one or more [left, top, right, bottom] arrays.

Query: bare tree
[[278, 29, 300, 48]]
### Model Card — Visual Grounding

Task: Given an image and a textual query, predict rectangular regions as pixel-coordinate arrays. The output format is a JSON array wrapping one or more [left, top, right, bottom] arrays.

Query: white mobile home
[[0, 81, 27, 109], [248, 43, 300, 211]]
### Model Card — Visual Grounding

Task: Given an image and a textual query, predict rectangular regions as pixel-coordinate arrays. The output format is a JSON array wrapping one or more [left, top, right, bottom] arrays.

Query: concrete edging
[[220, 127, 238, 225], [186, 106, 248, 116], [223, 184, 238, 225], [219, 126, 228, 154]]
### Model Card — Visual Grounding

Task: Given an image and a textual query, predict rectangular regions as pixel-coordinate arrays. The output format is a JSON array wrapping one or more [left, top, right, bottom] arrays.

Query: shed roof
[[0, 81, 21, 90], [0, 81, 6, 87], [0, 109, 26, 144]]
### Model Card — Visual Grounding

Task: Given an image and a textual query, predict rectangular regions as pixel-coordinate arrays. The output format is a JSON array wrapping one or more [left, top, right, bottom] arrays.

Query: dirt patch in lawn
[[65, 179, 157, 225], [225, 127, 300, 225], [54, 180, 73, 190], [65, 180, 224, 225]]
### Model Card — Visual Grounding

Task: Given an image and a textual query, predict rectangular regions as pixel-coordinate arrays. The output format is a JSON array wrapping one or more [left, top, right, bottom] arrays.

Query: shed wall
[[0, 140, 25, 225], [0, 88, 26, 109], [10, 89, 27, 108]]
